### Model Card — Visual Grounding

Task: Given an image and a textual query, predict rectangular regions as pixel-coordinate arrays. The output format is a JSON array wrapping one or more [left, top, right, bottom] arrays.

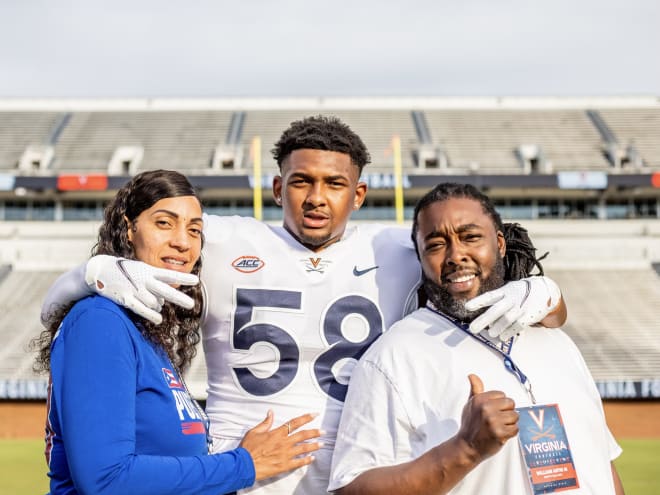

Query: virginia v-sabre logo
[[527, 408, 556, 441], [301, 257, 332, 273]]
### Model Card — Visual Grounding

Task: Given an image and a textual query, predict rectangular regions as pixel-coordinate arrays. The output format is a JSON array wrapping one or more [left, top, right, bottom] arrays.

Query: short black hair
[[411, 182, 546, 280], [272, 115, 371, 174]]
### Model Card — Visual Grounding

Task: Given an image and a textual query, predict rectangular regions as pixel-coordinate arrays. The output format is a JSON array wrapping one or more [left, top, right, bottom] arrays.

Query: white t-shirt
[[330, 307, 621, 495], [201, 215, 421, 494]]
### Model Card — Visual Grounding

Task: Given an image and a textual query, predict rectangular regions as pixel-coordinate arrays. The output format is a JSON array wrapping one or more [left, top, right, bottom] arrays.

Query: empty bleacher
[[423, 109, 609, 172], [597, 108, 660, 168], [0, 270, 61, 382], [53, 111, 234, 173], [0, 112, 63, 170], [3, 99, 660, 176], [549, 268, 660, 381], [241, 110, 417, 172]]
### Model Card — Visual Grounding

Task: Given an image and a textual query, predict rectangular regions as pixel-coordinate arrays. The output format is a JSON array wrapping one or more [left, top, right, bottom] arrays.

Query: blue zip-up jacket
[[45, 295, 255, 494]]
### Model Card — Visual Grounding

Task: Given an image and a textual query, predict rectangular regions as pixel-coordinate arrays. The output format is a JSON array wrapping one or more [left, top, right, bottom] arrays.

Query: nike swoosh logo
[[116, 259, 138, 291], [353, 265, 379, 276]]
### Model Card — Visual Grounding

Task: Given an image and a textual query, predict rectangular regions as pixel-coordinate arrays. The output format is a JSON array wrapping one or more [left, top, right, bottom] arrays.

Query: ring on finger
[[286, 422, 291, 434]]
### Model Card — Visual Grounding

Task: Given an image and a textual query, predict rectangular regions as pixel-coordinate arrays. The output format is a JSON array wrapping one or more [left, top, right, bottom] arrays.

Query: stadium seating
[[550, 268, 660, 381], [0, 270, 61, 383], [241, 109, 417, 172], [2, 99, 659, 175], [0, 112, 63, 171], [596, 108, 660, 169], [53, 111, 234, 173], [423, 109, 609, 172]]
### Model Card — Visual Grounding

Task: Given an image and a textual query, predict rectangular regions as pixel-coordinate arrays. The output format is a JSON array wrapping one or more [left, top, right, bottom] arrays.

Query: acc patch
[[232, 255, 265, 273]]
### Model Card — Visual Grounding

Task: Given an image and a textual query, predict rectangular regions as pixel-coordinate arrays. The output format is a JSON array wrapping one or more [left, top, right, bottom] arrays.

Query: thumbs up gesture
[[457, 374, 519, 462]]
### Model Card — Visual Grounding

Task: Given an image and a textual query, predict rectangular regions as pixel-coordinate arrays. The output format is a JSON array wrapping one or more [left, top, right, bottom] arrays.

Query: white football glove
[[85, 255, 199, 324], [465, 276, 561, 341]]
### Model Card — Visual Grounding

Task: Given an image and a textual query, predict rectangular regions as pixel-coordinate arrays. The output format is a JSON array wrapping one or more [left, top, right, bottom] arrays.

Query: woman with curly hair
[[35, 170, 320, 495]]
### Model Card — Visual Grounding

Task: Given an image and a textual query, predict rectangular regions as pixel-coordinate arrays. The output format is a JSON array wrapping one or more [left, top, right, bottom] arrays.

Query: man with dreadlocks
[[43, 120, 567, 495], [330, 183, 624, 495]]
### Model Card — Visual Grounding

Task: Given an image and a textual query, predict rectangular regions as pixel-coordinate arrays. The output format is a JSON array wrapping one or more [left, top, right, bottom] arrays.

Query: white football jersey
[[201, 215, 420, 494]]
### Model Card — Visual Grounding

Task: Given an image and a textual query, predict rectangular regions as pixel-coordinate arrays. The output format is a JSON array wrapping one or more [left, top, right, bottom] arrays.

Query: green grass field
[[1, 437, 658, 494], [615, 438, 660, 495], [0, 439, 49, 494]]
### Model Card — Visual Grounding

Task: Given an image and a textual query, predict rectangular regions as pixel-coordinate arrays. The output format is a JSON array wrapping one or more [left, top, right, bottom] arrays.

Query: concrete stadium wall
[[2, 219, 660, 271], [0, 222, 98, 270]]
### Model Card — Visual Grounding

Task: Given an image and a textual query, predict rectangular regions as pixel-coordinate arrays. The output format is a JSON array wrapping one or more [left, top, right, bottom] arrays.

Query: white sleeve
[[40, 263, 90, 326], [606, 425, 623, 461], [329, 358, 414, 491]]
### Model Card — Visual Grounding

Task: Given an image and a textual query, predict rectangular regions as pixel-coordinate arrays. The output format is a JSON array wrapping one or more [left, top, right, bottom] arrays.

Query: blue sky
[[0, 0, 658, 98]]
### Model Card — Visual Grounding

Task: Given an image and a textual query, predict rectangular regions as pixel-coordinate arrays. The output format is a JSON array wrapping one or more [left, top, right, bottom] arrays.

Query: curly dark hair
[[411, 182, 546, 281], [272, 115, 371, 174], [34, 170, 204, 373]]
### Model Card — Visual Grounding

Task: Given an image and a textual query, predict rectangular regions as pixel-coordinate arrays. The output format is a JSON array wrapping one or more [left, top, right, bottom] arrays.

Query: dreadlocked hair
[[411, 182, 547, 281], [501, 222, 547, 280], [33, 170, 203, 374], [272, 115, 371, 174]]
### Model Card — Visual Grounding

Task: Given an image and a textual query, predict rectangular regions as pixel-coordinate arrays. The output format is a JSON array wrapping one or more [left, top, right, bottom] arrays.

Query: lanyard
[[426, 303, 537, 404]]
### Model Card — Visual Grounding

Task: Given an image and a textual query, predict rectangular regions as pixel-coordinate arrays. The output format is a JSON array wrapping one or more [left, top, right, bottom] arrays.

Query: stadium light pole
[[251, 136, 263, 221]]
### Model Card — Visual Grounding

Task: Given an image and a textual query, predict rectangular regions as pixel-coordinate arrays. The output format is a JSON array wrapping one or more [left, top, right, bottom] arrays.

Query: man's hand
[[240, 410, 322, 481], [457, 374, 518, 463], [85, 255, 199, 324], [465, 276, 562, 341]]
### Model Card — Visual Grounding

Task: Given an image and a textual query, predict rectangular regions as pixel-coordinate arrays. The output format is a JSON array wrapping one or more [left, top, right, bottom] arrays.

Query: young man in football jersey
[[42, 116, 567, 495]]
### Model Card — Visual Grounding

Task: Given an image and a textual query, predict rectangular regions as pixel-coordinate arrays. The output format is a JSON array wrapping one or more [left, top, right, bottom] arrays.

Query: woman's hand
[[239, 410, 323, 481]]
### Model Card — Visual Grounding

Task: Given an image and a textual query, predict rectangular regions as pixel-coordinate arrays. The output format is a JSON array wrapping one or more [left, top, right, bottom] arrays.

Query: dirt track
[[1, 400, 659, 439], [603, 401, 660, 438], [0, 402, 48, 438]]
